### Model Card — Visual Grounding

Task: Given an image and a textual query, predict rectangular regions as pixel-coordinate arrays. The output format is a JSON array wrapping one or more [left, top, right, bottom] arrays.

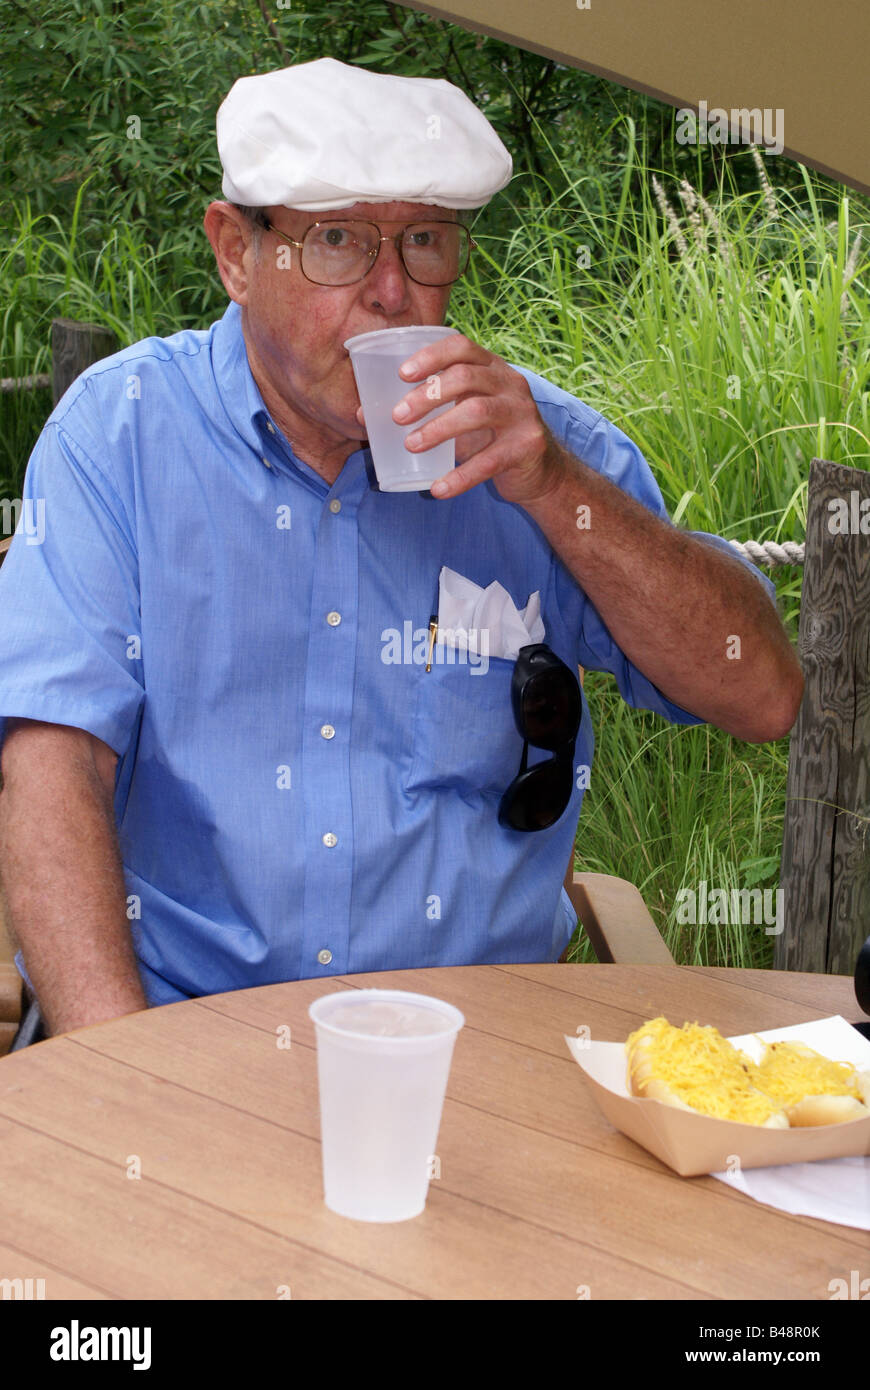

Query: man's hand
[[354, 330, 564, 505], [355, 330, 803, 743]]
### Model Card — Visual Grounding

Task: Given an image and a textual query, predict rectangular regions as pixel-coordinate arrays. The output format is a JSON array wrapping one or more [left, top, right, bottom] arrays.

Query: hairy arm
[[0, 718, 147, 1035], [519, 438, 804, 742]]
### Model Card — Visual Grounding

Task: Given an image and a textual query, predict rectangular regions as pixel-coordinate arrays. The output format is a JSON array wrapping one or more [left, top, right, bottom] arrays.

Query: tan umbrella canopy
[[406, 0, 869, 196]]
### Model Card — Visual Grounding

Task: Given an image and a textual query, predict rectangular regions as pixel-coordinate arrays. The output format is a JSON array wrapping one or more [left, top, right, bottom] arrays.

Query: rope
[[0, 373, 51, 394], [728, 538, 805, 567]]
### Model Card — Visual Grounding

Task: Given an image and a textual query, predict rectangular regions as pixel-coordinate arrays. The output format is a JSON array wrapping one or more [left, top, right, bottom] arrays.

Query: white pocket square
[[437, 566, 546, 661]]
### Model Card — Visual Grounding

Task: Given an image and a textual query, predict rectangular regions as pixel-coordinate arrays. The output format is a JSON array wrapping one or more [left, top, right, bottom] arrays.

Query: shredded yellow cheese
[[625, 1016, 782, 1124], [756, 1041, 862, 1104]]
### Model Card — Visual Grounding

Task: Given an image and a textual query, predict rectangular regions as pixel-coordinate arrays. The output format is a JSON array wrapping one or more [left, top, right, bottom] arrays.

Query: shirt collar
[[210, 300, 368, 497]]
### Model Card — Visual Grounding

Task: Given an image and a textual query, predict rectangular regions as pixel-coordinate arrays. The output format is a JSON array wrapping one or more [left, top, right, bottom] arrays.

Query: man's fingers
[[454, 427, 495, 464], [398, 333, 490, 381], [404, 396, 497, 454], [430, 444, 505, 499], [393, 363, 494, 423]]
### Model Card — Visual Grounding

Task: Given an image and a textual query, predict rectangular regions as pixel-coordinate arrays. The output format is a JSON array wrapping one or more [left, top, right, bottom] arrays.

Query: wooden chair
[[0, 800, 25, 1052], [560, 867, 674, 963], [0, 965, 21, 1055]]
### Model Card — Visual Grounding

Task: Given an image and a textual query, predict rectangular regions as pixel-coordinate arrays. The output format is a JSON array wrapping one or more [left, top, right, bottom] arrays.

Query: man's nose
[[362, 235, 413, 312]]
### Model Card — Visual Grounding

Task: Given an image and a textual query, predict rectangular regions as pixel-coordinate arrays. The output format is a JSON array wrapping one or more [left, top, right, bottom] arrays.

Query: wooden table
[[0, 964, 865, 1300]]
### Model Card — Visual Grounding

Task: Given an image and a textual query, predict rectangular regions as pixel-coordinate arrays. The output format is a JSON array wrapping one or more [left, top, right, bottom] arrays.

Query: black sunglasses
[[498, 644, 582, 832]]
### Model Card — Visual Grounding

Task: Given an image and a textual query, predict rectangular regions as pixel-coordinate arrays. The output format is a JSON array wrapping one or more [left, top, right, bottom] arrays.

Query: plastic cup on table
[[308, 988, 465, 1222], [343, 325, 459, 492]]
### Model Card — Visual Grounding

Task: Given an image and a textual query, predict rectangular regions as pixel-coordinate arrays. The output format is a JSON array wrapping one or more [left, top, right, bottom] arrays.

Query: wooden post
[[776, 458, 870, 974], [51, 318, 119, 406]]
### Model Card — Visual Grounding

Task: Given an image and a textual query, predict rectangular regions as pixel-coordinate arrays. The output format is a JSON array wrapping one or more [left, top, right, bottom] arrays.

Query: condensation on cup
[[308, 988, 465, 1222], [344, 325, 459, 492]]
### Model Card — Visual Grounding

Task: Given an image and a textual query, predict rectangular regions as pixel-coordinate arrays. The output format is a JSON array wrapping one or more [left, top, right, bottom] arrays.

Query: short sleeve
[[0, 417, 144, 758], [550, 411, 779, 726]]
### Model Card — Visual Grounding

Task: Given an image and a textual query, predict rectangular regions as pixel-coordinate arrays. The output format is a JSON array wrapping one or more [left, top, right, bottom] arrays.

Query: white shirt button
[[266, 422, 275, 434], [320, 724, 335, 740], [261, 457, 272, 468], [317, 948, 333, 965], [326, 611, 341, 626], [322, 832, 338, 847], [329, 499, 342, 514]]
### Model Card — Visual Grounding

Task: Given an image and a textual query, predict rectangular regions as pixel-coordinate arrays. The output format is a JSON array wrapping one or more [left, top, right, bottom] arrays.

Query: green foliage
[[2, 0, 265, 226], [0, 189, 222, 495]]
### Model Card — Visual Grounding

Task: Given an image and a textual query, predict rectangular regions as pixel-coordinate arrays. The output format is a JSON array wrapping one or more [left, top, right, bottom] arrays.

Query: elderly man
[[0, 59, 802, 1042]]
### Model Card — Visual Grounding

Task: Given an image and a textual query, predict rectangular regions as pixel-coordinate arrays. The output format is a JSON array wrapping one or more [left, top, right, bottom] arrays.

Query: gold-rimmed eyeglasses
[[260, 217, 477, 287]]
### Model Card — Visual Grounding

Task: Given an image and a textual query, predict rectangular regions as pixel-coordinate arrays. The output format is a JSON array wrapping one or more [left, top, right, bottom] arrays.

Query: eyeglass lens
[[302, 221, 468, 285], [498, 647, 582, 832], [519, 669, 582, 749], [498, 754, 576, 832]]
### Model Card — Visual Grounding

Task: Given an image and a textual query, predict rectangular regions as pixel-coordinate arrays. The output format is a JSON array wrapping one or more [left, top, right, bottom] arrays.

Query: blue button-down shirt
[[0, 302, 776, 1004]]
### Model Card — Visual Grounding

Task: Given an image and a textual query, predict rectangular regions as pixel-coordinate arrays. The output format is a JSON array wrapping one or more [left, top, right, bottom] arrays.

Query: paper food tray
[[565, 1015, 870, 1176]]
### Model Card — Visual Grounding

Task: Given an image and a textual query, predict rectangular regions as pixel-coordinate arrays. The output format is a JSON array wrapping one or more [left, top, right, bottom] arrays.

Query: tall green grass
[[0, 184, 223, 492], [566, 673, 790, 965]]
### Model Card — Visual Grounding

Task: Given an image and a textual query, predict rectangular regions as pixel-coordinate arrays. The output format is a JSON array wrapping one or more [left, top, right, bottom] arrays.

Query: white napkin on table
[[712, 1154, 869, 1230], [437, 565, 545, 660], [710, 1017, 870, 1230]]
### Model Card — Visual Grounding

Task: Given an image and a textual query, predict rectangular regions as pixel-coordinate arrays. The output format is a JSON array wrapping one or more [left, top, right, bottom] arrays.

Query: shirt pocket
[[405, 653, 524, 797]]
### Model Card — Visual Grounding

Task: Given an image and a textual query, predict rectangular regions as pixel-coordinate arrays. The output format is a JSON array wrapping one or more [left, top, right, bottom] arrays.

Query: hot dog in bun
[[755, 1039, 870, 1126], [625, 1017, 870, 1127]]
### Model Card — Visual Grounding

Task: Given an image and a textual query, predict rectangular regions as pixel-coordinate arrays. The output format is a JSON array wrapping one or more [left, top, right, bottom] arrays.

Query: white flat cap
[[217, 57, 513, 211]]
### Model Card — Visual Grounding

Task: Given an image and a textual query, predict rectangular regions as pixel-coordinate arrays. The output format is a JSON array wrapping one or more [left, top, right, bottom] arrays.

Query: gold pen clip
[[425, 614, 438, 672]]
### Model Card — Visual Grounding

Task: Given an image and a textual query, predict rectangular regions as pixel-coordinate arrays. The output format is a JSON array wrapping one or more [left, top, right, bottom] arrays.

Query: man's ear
[[203, 202, 256, 305]]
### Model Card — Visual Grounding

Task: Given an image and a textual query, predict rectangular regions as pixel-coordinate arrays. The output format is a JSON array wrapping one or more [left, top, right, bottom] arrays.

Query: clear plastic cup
[[343, 326, 459, 492], [308, 988, 465, 1222]]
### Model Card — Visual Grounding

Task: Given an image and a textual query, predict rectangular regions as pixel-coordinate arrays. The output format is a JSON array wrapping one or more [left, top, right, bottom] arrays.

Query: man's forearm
[[0, 726, 147, 1035], [523, 435, 804, 742]]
